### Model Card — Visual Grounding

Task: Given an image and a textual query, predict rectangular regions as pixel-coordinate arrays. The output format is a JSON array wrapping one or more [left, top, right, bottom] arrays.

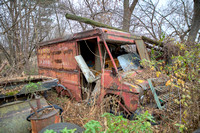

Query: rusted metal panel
[[38, 40, 80, 101], [38, 46, 52, 68], [51, 43, 63, 70], [38, 28, 139, 47], [38, 41, 78, 70], [100, 70, 140, 112], [101, 28, 136, 44], [38, 68, 80, 101], [60, 71, 79, 85], [61, 82, 81, 101], [39, 69, 81, 101], [58, 69, 80, 101], [62, 42, 77, 70], [38, 69, 49, 77]]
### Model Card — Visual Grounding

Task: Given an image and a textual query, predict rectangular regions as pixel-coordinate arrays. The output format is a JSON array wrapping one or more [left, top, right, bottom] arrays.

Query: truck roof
[[39, 28, 141, 47]]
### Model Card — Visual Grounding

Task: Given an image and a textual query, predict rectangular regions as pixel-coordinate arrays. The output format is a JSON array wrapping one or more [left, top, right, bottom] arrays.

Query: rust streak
[[54, 59, 62, 63], [63, 49, 73, 54]]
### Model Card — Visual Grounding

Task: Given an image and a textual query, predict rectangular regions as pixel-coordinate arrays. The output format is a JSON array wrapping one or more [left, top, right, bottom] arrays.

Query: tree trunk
[[187, 0, 200, 42], [122, 0, 138, 31]]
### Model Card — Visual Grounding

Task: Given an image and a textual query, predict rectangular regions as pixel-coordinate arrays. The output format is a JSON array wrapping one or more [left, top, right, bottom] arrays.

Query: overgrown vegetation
[[141, 42, 200, 132], [46, 91, 155, 132], [84, 111, 154, 133], [43, 111, 154, 133], [25, 82, 42, 94]]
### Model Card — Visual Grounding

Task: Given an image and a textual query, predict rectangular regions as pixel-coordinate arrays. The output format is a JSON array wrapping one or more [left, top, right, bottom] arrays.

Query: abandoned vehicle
[[37, 28, 151, 115]]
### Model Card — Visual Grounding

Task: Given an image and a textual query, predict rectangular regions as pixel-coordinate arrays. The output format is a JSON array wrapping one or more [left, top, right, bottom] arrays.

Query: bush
[[141, 42, 200, 132]]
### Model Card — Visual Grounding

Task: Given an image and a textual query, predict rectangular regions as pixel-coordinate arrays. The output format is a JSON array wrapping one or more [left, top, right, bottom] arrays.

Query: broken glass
[[117, 53, 140, 72]]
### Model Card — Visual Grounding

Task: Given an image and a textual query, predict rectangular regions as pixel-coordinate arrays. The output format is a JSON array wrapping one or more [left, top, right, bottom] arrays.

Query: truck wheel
[[56, 84, 72, 98], [103, 95, 124, 116]]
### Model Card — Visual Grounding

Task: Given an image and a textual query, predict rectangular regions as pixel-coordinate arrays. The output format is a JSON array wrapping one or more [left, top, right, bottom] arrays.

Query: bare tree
[[132, 0, 162, 40], [122, 0, 138, 31], [187, 0, 200, 42], [62, 0, 120, 32], [129, 0, 196, 42], [0, 0, 54, 73]]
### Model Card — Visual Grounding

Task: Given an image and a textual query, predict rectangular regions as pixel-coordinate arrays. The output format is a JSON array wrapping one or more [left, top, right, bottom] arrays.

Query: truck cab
[[37, 28, 150, 114]]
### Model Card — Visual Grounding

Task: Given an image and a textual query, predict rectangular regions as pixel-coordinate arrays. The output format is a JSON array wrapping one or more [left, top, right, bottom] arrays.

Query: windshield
[[117, 53, 141, 72]]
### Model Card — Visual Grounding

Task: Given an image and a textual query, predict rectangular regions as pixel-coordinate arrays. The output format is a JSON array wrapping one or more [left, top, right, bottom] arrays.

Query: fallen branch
[[65, 13, 123, 31], [65, 13, 164, 47]]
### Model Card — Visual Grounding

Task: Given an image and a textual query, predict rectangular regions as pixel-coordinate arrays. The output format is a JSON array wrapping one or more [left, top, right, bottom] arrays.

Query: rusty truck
[[37, 28, 151, 114]]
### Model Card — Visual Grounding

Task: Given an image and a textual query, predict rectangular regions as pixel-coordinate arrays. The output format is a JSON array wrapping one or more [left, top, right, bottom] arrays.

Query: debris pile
[[0, 85, 24, 95]]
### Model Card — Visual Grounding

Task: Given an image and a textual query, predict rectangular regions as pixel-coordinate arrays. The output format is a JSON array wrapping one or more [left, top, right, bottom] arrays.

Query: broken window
[[104, 44, 141, 72], [117, 53, 140, 72]]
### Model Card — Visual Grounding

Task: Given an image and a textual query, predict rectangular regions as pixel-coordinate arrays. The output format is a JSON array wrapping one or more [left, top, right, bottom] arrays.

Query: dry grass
[[46, 90, 109, 128]]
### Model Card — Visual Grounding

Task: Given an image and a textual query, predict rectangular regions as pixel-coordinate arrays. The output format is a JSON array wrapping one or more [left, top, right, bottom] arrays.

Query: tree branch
[[130, 0, 138, 13], [65, 13, 164, 47]]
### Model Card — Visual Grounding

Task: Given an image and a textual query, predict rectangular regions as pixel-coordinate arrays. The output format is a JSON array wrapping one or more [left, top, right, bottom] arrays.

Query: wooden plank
[[135, 40, 150, 61]]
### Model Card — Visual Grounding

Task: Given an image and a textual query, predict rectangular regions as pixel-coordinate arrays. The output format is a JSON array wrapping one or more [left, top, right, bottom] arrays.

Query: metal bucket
[[30, 109, 61, 133], [26, 104, 63, 133]]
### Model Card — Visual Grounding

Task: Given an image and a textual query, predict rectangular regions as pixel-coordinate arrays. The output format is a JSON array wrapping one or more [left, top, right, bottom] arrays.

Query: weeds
[[44, 127, 77, 133], [84, 120, 102, 133], [25, 82, 42, 94], [84, 111, 154, 133]]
